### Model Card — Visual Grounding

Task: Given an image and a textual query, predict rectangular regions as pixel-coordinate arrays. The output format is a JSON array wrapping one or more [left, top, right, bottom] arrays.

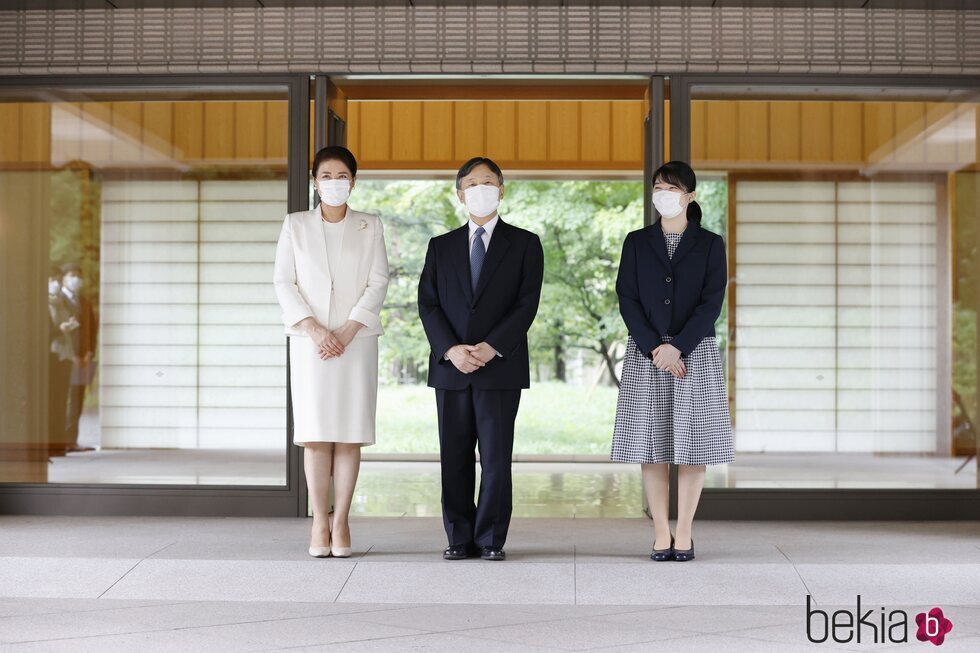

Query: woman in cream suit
[[273, 146, 389, 559]]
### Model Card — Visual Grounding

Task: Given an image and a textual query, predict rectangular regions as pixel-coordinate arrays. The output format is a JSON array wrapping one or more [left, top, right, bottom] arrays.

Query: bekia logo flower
[[806, 596, 955, 646], [915, 607, 953, 646]]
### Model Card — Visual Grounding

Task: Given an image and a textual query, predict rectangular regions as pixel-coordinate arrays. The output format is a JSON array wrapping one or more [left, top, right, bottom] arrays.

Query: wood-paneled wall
[[345, 100, 646, 171], [1, 98, 977, 173], [690, 100, 979, 169], [0, 101, 290, 167]]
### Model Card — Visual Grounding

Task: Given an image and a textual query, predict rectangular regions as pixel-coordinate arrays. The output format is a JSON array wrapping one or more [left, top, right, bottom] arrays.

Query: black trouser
[[48, 353, 72, 448], [65, 382, 87, 445], [436, 386, 521, 549]]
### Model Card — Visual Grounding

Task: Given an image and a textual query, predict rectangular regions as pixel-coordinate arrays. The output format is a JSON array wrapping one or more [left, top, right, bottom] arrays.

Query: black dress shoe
[[650, 534, 674, 562], [480, 546, 506, 561], [443, 544, 476, 560], [673, 537, 695, 562]]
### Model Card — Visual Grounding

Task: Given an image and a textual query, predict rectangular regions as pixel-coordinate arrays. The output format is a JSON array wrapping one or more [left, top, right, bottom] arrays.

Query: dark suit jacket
[[616, 215, 727, 358], [62, 292, 98, 359], [418, 219, 544, 390]]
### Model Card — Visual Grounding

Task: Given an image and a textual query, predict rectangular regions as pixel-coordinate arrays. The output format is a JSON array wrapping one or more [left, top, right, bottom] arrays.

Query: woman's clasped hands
[[651, 343, 686, 379], [300, 317, 363, 360]]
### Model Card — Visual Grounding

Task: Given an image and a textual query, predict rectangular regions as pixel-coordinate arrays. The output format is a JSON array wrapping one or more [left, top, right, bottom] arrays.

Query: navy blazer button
[[666, 276, 672, 283], [664, 299, 670, 305]]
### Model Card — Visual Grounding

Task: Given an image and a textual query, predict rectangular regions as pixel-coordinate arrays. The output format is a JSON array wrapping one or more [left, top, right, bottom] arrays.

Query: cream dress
[[277, 208, 389, 447]]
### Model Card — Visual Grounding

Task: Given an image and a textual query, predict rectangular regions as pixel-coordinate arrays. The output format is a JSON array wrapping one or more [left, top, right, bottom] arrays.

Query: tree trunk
[[598, 340, 620, 389], [554, 341, 566, 382]]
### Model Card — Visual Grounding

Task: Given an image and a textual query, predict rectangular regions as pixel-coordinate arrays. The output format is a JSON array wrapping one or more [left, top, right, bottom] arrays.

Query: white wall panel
[[737, 286, 836, 306], [736, 264, 836, 286], [735, 368, 836, 391], [99, 179, 289, 450], [734, 179, 939, 453], [736, 306, 836, 327]]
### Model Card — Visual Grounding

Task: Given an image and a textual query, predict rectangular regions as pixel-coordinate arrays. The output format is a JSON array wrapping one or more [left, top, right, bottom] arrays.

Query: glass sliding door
[[0, 83, 296, 490], [685, 83, 979, 491]]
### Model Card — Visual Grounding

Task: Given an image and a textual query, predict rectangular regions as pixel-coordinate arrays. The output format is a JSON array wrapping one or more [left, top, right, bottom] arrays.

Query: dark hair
[[312, 145, 357, 178], [60, 262, 82, 275], [652, 160, 702, 223], [455, 156, 504, 190]]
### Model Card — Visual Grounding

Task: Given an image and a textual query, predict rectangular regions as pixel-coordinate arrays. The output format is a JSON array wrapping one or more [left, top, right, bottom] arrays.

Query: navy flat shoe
[[673, 537, 695, 562], [650, 534, 674, 561]]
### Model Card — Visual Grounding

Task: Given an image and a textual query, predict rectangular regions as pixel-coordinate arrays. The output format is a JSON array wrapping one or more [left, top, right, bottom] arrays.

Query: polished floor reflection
[[44, 451, 976, 493], [352, 462, 645, 518]]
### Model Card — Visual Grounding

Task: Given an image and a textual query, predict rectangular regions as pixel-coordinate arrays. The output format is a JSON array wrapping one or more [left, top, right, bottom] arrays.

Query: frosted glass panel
[[734, 179, 938, 455], [0, 85, 293, 488], [100, 179, 288, 453]]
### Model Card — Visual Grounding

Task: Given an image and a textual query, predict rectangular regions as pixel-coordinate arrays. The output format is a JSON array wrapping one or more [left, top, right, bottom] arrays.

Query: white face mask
[[652, 190, 686, 219], [318, 179, 351, 207], [48, 280, 61, 295], [64, 276, 83, 292], [462, 184, 500, 218]]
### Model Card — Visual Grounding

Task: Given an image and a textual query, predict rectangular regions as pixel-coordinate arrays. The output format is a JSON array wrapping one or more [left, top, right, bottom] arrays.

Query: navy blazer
[[616, 215, 727, 358], [418, 219, 544, 390]]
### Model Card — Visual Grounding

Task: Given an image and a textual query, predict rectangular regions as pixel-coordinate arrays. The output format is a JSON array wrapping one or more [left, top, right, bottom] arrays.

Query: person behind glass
[[60, 263, 97, 454], [417, 157, 544, 562], [273, 145, 390, 559], [47, 266, 74, 455], [611, 161, 734, 562]]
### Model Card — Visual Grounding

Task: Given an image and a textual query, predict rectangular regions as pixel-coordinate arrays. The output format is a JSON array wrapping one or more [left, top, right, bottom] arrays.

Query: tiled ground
[[0, 516, 978, 651]]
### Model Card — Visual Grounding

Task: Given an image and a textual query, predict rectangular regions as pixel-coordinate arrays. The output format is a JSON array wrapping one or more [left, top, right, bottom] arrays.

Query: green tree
[[504, 180, 642, 387], [355, 180, 460, 383]]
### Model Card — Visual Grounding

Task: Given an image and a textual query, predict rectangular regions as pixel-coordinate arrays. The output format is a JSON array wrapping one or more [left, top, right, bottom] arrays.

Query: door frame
[[0, 73, 311, 516], [1, 71, 978, 519], [667, 72, 980, 519]]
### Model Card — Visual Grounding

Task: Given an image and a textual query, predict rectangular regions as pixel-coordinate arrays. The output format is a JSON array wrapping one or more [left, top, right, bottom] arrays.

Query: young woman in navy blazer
[[611, 161, 734, 562]]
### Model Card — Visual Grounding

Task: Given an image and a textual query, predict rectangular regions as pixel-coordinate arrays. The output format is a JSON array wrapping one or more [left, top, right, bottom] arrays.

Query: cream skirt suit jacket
[[273, 205, 390, 446]]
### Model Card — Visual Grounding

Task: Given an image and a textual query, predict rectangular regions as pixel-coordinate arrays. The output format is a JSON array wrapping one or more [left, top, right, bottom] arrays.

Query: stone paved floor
[[0, 516, 978, 651]]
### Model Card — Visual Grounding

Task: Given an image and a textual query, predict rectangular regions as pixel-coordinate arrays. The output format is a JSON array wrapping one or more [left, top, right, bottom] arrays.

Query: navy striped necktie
[[470, 226, 486, 292]]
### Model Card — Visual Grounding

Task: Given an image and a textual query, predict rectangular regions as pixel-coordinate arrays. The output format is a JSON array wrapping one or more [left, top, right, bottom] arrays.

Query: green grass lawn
[[375, 382, 619, 455]]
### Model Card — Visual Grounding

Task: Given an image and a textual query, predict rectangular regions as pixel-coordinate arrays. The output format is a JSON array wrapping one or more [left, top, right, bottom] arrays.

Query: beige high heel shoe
[[330, 512, 351, 558], [308, 515, 332, 558]]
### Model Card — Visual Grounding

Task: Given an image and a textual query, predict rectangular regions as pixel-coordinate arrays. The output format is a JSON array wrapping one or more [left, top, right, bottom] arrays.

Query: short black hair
[[312, 145, 357, 178], [455, 156, 503, 190], [652, 160, 697, 193], [60, 262, 82, 275]]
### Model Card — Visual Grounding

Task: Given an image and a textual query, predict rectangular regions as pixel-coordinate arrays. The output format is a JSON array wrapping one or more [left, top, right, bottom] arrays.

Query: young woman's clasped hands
[[652, 342, 686, 379]]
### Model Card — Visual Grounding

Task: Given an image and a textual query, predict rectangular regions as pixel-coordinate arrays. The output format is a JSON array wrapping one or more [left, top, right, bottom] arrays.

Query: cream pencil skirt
[[288, 334, 379, 446]]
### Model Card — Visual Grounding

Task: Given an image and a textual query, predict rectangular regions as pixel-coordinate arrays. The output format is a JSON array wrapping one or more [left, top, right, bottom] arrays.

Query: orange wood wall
[[345, 100, 646, 171], [0, 101, 291, 167], [1, 98, 977, 172], [690, 100, 979, 168]]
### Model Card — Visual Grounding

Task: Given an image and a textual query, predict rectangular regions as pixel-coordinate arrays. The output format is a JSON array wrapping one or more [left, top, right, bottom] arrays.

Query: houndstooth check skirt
[[610, 332, 735, 466]]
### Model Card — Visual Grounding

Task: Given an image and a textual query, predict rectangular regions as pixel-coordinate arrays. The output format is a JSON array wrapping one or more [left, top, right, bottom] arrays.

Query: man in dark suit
[[418, 157, 544, 561], [47, 266, 74, 455], [61, 262, 97, 453]]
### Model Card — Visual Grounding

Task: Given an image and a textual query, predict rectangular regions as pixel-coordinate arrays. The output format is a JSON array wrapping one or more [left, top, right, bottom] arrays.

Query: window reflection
[[689, 91, 980, 489], [0, 89, 290, 486]]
